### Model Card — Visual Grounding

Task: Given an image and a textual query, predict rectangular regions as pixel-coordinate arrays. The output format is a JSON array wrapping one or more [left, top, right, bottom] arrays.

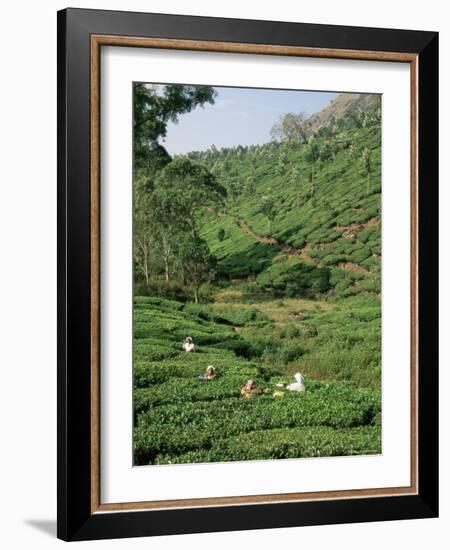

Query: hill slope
[[132, 92, 383, 466], [307, 93, 380, 135], [192, 96, 381, 299]]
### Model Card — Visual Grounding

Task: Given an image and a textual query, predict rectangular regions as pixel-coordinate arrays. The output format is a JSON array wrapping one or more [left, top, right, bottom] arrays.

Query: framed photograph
[[57, 8, 438, 541]]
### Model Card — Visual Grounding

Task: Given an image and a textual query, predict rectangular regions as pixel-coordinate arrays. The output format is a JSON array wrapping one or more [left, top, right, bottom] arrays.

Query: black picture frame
[[57, 7, 438, 541]]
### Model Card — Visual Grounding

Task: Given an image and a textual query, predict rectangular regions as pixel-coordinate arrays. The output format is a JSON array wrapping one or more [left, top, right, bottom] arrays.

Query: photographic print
[[132, 83, 382, 467]]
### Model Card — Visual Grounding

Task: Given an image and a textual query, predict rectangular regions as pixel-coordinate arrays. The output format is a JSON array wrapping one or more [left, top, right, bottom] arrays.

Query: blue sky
[[160, 86, 338, 155]]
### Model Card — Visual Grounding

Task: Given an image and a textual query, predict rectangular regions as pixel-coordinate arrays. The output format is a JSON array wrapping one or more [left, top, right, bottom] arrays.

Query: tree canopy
[[133, 83, 217, 173], [260, 193, 277, 236], [270, 112, 311, 144], [153, 157, 227, 237]]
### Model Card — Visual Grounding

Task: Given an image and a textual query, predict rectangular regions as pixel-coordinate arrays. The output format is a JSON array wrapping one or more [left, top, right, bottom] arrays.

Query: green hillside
[[132, 87, 382, 466], [192, 102, 381, 299]]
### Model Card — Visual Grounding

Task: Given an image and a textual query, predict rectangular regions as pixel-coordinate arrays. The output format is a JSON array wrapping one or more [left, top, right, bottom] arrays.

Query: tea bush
[[256, 258, 331, 297], [153, 425, 381, 464], [134, 383, 380, 464]]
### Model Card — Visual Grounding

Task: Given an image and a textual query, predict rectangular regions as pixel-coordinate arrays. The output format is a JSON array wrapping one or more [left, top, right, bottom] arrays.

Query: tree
[[154, 157, 226, 239], [276, 150, 289, 176], [133, 176, 155, 285], [179, 236, 216, 303], [148, 158, 225, 284], [132, 84, 222, 289], [227, 180, 241, 203], [133, 141, 173, 283], [348, 143, 358, 161], [132, 84, 216, 284], [133, 83, 216, 173], [305, 138, 320, 197], [375, 103, 382, 123], [134, 140, 172, 182], [330, 138, 341, 164], [360, 110, 371, 127], [270, 112, 310, 144], [317, 124, 333, 140], [260, 193, 277, 236], [246, 175, 255, 195], [361, 147, 372, 194], [147, 188, 187, 283], [290, 166, 301, 186], [248, 150, 257, 170], [319, 142, 333, 164], [289, 166, 303, 206]]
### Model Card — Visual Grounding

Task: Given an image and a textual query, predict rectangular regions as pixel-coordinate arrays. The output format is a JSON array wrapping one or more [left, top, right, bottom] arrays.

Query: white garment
[[286, 372, 305, 392], [182, 342, 195, 352]]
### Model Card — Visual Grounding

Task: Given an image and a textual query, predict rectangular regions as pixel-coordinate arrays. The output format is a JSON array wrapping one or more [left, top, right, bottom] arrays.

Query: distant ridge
[[307, 93, 380, 135]]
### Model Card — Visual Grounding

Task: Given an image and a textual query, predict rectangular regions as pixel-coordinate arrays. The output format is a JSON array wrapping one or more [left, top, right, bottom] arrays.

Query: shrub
[[134, 376, 247, 412], [351, 247, 372, 264], [134, 382, 381, 464], [277, 343, 305, 364], [358, 227, 377, 244], [184, 304, 268, 327], [210, 339, 258, 359], [135, 279, 192, 302], [134, 359, 259, 388], [321, 254, 347, 266], [197, 283, 214, 303], [152, 425, 381, 464], [257, 259, 331, 297], [279, 324, 300, 339]]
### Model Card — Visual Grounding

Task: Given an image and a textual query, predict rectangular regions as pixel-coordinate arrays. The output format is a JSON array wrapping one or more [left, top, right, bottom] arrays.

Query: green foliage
[[201, 212, 280, 278], [305, 138, 320, 193], [361, 146, 373, 194], [154, 157, 226, 237], [133, 297, 381, 465], [178, 236, 216, 303], [133, 83, 216, 173], [270, 112, 310, 144], [133, 143, 173, 285], [184, 303, 268, 327], [256, 258, 330, 297], [131, 91, 383, 466], [134, 372, 381, 463], [134, 278, 192, 302], [152, 425, 381, 464], [135, 155, 226, 290], [259, 193, 277, 235], [196, 120, 381, 289]]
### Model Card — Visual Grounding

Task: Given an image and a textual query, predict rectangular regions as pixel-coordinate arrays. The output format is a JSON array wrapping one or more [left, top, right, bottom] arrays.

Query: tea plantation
[[133, 91, 382, 465], [133, 295, 381, 465]]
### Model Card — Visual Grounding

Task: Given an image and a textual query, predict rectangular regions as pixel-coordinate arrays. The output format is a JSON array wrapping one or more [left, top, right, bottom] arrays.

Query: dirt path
[[237, 218, 279, 245], [235, 217, 369, 274], [334, 217, 379, 238], [236, 218, 316, 261], [338, 262, 368, 274]]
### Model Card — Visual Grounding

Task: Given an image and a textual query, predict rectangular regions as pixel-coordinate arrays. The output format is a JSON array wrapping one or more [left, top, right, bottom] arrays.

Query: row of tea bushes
[[152, 425, 381, 464], [134, 381, 380, 464]]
